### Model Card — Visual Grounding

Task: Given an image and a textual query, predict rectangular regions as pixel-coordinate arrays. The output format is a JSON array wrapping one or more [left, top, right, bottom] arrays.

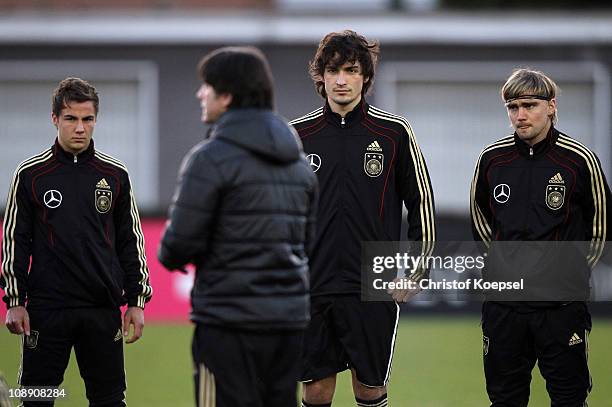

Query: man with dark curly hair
[[290, 30, 436, 407]]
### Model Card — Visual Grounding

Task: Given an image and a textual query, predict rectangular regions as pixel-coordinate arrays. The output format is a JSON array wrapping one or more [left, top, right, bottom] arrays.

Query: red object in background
[[0, 219, 194, 322]]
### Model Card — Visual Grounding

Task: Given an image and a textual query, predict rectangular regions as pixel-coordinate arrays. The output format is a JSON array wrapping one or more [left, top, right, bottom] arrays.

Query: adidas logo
[[96, 178, 111, 189], [367, 140, 383, 152], [569, 332, 583, 346], [114, 328, 123, 342], [549, 173, 565, 184]]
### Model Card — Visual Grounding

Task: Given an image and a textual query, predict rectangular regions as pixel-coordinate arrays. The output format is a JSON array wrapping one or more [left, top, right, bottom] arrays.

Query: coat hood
[[213, 109, 302, 163]]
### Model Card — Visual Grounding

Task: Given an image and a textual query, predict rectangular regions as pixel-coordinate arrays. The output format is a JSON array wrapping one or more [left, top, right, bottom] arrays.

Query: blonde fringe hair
[[501, 68, 559, 124]]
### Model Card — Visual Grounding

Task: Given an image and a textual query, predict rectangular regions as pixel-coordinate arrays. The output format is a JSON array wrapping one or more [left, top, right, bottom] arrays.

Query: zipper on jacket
[[529, 147, 533, 157], [522, 159, 534, 235], [339, 119, 348, 275], [73, 155, 77, 164]]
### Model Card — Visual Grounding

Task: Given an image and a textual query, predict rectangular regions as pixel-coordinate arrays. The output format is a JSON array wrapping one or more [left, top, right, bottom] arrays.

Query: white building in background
[[0, 11, 611, 216]]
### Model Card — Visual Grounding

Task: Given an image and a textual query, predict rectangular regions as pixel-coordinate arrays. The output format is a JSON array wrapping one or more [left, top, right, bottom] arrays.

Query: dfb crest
[[95, 189, 112, 214], [364, 153, 384, 177], [546, 185, 565, 210]]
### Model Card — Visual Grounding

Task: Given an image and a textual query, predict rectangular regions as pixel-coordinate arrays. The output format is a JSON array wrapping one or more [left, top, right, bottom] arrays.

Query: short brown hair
[[52, 77, 99, 118], [501, 68, 559, 123], [309, 30, 380, 98]]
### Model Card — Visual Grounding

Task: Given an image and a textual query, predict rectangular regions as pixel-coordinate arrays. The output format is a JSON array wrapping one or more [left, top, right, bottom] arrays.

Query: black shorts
[[482, 301, 592, 407], [19, 307, 126, 407], [300, 295, 400, 387], [192, 324, 303, 407]]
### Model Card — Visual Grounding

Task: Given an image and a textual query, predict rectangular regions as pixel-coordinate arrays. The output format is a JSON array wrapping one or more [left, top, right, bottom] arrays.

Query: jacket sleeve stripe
[[369, 107, 435, 250], [557, 136, 607, 267], [470, 158, 492, 245], [370, 108, 435, 268], [368, 108, 434, 252], [470, 138, 515, 246], [95, 151, 128, 171], [557, 136, 606, 266], [367, 107, 435, 264], [405, 120, 435, 262], [2, 149, 53, 307], [557, 137, 605, 266], [470, 165, 489, 243], [94, 153, 152, 305], [288, 107, 324, 126], [128, 177, 152, 305], [471, 155, 493, 245]]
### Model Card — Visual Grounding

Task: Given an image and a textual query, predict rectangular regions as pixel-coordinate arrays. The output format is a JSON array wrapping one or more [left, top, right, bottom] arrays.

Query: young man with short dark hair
[[1, 77, 152, 406], [291, 30, 435, 407], [471, 68, 612, 406], [158, 47, 318, 407]]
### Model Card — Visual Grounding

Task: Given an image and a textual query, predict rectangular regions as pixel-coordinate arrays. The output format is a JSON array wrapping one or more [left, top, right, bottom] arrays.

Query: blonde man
[[471, 68, 611, 406]]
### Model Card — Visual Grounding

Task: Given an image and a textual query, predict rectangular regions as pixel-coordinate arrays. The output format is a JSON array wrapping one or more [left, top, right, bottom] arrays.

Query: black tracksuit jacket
[[471, 127, 612, 303], [158, 109, 318, 330], [290, 100, 436, 296], [1, 139, 152, 310]]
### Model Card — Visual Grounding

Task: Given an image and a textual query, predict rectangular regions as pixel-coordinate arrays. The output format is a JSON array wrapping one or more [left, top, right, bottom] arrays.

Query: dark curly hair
[[309, 30, 380, 98]]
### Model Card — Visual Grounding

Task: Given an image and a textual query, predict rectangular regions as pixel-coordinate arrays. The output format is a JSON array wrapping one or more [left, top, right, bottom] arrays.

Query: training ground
[[1, 316, 612, 406]]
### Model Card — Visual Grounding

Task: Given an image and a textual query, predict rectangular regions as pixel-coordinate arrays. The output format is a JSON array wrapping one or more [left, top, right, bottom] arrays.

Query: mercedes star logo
[[493, 184, 510, 204], [307, 153, 322, 173], [43, 190, 62, 209]]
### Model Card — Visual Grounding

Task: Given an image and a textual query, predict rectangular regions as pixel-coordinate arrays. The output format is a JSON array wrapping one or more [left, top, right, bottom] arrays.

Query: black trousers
[[19, 307, 126, 407], [300, 295, 399, 387], [482, 302, 592, 407], [192, 324, 303, 407]]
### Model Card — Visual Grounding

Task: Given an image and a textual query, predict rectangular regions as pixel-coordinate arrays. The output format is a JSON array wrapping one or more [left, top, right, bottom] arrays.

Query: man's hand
[[387, 277, 421, 303], [5, 306, 30, 335], [123, 306, 144, 344]]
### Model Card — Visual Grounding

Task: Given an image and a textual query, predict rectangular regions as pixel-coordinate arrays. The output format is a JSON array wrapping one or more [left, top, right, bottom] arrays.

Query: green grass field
[[1, 316, 611, 406]]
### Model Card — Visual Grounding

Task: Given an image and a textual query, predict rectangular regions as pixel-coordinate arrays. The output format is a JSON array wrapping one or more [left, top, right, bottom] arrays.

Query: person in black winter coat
[[158, 46, 318, 407]]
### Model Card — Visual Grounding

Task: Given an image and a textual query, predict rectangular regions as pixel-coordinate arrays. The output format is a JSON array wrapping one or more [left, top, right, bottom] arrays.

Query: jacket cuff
[[4, 296, 26, 309], [127, 296, 146, 309], [405, 268, 429, 284]]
